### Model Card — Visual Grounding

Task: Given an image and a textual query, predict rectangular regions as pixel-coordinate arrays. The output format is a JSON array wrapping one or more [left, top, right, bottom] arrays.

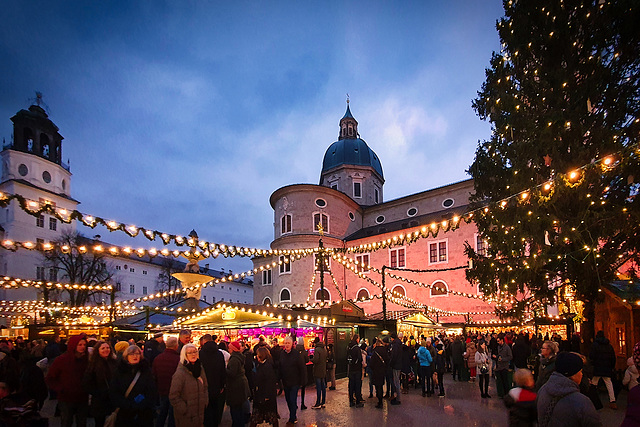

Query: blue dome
[[321, 138, 384, 179]]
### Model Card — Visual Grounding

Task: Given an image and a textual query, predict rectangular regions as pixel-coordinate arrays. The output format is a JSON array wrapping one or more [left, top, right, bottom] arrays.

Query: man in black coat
[[280, 336, 305, 425], [348, 334, 364, 407], [589, 330, 618, 409], [143, 332, 165, 366], [200, 334, 227, 427]]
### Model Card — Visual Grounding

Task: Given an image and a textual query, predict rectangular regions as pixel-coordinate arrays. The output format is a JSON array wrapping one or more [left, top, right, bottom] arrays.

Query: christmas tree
[[466, 0, 640, 343]]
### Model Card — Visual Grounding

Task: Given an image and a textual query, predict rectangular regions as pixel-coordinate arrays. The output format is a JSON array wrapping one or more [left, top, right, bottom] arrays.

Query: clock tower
[[0, 100, 78, 298]]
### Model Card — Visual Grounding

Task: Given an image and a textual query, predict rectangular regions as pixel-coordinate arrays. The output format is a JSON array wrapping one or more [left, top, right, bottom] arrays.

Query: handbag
[[480, 363, 489, 374], [104, 371, 141, 427]]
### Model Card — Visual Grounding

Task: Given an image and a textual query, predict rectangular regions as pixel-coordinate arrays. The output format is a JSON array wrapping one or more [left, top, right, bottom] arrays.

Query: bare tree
[[156, 257, 184, 305], [43, 232, 114, 306]]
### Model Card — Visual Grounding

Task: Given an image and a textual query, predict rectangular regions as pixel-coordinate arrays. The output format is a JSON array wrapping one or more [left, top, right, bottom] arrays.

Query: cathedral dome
[[321, 138, 384, 179]]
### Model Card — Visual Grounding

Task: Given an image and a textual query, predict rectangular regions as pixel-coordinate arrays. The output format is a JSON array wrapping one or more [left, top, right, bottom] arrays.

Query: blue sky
[[0, 1, 504, 273]]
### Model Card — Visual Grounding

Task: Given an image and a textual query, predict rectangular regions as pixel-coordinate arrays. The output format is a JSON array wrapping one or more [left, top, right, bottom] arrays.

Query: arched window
[[280, 288, 291, 302], [315, 288, 331, 301], [313, 212, 329, 233], [262, 297, 272, 305], [356, 288, 370, 301], [40, 134, 50, 156], [431, 280, 448, 297], [391, 285, 406, 297]]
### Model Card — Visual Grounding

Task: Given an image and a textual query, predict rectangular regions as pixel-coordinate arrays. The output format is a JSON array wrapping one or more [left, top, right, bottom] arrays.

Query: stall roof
[[401, 312, 444, 329], [175, 302, 333, 330]]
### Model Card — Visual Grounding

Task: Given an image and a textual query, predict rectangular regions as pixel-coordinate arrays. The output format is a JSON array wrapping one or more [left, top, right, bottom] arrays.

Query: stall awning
[[400, 313, 444, 329], [176, 304, 328, 330]]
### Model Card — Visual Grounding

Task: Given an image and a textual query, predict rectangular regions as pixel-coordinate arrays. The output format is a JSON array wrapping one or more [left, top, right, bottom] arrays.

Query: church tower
[[320, 102, 384, 205], [0, 97, 77, 292]]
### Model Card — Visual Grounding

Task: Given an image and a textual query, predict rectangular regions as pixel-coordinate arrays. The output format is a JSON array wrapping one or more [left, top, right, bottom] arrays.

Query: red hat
[[229, 341, 242, 352]]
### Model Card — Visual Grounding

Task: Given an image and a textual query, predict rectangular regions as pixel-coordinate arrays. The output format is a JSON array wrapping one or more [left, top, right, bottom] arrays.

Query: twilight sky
[[0, 1, 504, 273]]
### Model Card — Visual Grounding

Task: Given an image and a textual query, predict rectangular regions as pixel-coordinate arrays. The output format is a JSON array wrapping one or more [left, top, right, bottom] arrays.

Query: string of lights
[[0, 276, 113, 292]]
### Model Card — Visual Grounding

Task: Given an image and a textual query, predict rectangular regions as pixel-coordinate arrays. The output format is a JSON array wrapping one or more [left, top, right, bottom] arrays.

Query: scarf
[[185, 359, 202, 378]]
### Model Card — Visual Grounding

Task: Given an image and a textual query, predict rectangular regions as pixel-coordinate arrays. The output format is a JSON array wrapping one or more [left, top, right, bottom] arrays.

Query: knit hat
[[555, 351, 583, 377], [114, 341, 129, 354], [633, 341, 640, 371], [229, 341, 242, 352]]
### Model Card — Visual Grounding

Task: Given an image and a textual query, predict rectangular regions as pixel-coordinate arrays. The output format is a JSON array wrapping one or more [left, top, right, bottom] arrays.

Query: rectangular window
[[143, 270, 148, 275], [36, 266, 45, 280], [203, 295, 207, 302], [49, 268, 57, 281], [313, 254, 331, 271], [142, 286, 147, 294], [374, 188, 379, 204], [429, 240, 448, 264], [281, 214, 292, 234], [353, 182, 362, 198], [49, 217, 57, 231], [130, 284, 135, 294], [36, 215, 44, 228], [115, 283, 122, 292], [116, 265, 121, 271], [262, 269, 272, 285], [476, 235, 487, 256], [313, 213, 329, 233], [355, 253, 370, 273], [279, 255, 291, 274], [129, 268, 135, 272], [390, 248, 406, 268]]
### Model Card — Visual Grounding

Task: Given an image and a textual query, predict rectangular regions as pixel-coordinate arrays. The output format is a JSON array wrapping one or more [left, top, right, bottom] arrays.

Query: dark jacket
[[226, 351, 250, 407], [254, 359, 278, 414], [348, 340, 362, 373], [512, 338, 530, 370], [390, 338, 402, 370], [0, 350, 20, 394], [589, 334, 616, 378], [622, 384, 640, 427], [199, 340, 226, 399], [496, 343, 513, 371], [433, 347, 446, 374], [451, 339, 465, 365], [369, 345, 389, 386], [535, 355, 556, 392], [152, 347, 180, 397], [504, 387, 537, 427], [537, 372, 601, 427], [280, 347, 305, 388], [296, 344, 309, 384], [83, 355, 117, 418], [45, 334, 89, 404], [110, 359, 156, 427], [143, 339, 164, 366], [312, 343, 327, 379]]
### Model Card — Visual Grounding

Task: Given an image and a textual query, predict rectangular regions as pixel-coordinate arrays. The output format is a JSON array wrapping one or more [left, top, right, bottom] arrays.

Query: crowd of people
[[0, 328, 638, 426]]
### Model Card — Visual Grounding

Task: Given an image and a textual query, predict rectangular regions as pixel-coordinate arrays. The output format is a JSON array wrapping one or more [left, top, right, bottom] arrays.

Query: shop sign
[[326, 329, 335, 344], [342, 306, 353, 313], [222, 310, 236, 320]]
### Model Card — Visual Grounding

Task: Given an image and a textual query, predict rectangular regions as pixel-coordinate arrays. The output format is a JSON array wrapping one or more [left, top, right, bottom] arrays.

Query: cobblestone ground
[[41, 375, 625, 426]]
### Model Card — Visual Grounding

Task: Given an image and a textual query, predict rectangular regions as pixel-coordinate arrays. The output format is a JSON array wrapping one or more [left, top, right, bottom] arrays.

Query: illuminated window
[[392, 285, 406, 297], [356, 288, 370, 300], [430, 280, 448, 297], [476, 234, 488, 256]]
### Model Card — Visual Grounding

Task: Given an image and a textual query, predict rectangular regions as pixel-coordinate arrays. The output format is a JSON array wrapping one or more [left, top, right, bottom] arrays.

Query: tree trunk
[[581, 300, 596, 355]]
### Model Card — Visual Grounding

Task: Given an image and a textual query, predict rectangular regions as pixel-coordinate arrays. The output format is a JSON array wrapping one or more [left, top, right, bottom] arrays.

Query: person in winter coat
[[83, 340, 117, 427], [348, 334, 365, 407], [389, 332, 402, 405], [504, 368, 537, 427], [169, 343, 208, 427], [143, 333, 165, 366], [311, 338, 327, 409], [417, 340, 433, 397], [46, 333, 89, 427], [369, 338, 390, 408], [537, 352, 601, 427], [226, 341, 251, 427], [295, 338, 309, 410], [588, 331, 617, 409], [495, 334, 513, 397], [152, 336, 180, 427], [623, 356, 639, 390], [250, 347, 279, 427], [465, 339, 478, 381], [622, 341, 640, 426], [326, 344, 336, 391], [109, 345, 157, 427], [280, 336, 305, 424], [451, 336, 465, 381], [512, 335, 531, 370], [535, 340, 559, 391], [199, 334, 226, 427], [432, 343, 446, 397], [475, 341, 493, 398]]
